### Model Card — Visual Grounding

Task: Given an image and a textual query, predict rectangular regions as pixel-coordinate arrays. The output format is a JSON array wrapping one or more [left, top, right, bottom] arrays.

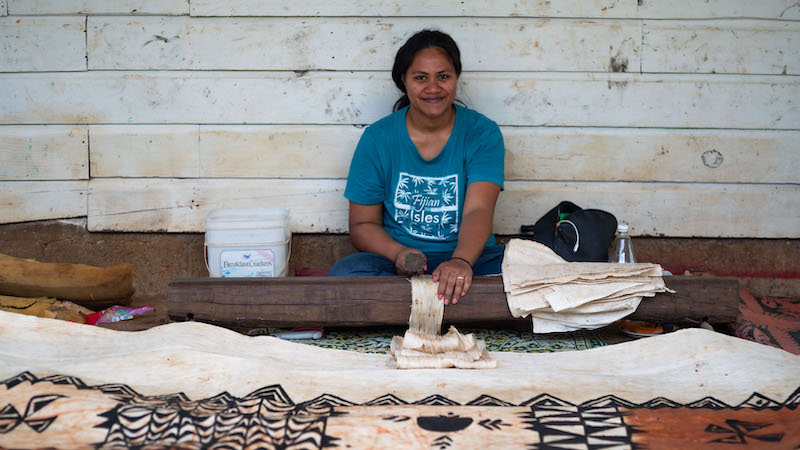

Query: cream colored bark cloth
[[390, 275, 496, 369], [1, 310, 799, 449], [502, 238, 674, 333], [1, 309, 798, 407]]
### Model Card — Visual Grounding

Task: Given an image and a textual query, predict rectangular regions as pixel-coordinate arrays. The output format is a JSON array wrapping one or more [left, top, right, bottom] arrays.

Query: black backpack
[[520, 201, 618, 262]]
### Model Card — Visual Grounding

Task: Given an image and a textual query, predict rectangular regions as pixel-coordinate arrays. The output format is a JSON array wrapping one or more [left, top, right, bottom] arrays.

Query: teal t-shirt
[[344, 104, 505, 253]]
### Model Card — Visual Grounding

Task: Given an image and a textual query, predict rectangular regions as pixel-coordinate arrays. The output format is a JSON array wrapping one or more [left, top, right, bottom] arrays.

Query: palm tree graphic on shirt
[[394, 172, 458, 240]]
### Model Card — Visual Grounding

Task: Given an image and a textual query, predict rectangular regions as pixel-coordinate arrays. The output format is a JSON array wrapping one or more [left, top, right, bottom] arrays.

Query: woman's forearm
[[350, 222, 406, 262], [451, 181, 501, 265], [452, 208, 493, 265]]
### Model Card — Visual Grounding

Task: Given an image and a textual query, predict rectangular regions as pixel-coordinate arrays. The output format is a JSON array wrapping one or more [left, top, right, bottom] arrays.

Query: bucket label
[[219, 249, 275, 277]]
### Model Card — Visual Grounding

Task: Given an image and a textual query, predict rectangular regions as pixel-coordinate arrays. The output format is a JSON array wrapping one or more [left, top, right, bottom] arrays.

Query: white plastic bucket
[[204, 207, 290, 278]]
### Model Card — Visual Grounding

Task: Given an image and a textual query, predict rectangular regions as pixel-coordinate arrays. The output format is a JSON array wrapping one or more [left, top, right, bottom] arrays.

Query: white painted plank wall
[[0, 126, 88, 180], [498, 182, 800, 238], [87, 18, 642, 72], [198, 125, 358, 179], [2, 72, 797, 128], [7, 0, 189, 15], [90, 125, 199, 178], [502, 128, 800, 184], [189, 1, 637, 18], [0, 2, 798, 238], [88, 179, 346, 233], [0, 16, 86, 71], [87, 17, 800, 75], [636, 1, 800, 20], [86, 178, 800, 238], [643, 20, 800, 75], [0, 181, 86, 223], [188, 0, 800, 19], [89, 125, 800, 184]]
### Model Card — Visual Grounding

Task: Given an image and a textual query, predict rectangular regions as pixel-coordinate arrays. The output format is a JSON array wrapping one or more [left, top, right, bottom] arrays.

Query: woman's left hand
[[432, 258, 473, 305]]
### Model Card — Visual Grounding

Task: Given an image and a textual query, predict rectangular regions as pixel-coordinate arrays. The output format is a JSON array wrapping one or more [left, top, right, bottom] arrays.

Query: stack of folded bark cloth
[[502, 238, 674, 333]]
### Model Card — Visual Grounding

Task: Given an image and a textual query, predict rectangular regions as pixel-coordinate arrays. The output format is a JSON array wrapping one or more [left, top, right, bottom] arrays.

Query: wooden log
[[167, 275, 740, 328], [0, 294, 92, 323], [0, 253, 134, 305]]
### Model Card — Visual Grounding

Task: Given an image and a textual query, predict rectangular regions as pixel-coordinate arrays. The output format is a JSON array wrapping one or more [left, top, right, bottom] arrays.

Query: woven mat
[[281, 327, 605, 354]]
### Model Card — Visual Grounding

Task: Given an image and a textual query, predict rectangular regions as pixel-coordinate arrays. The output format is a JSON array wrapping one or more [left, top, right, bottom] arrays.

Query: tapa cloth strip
[[502, 239, 672, 332], [0, 310, 797, 406], [391, 276, 496, 369]]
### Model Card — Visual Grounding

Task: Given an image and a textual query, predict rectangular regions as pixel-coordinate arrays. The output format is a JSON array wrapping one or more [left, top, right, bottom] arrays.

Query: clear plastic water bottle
[[609, 223, 636, 263]]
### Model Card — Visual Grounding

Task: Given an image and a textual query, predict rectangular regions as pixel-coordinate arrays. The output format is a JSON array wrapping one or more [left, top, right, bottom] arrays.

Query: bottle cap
[[618, 223, 629, 233]]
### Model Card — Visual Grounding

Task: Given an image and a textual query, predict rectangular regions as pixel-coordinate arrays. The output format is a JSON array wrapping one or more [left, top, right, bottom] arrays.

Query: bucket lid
[[206, 207, 289, 222]]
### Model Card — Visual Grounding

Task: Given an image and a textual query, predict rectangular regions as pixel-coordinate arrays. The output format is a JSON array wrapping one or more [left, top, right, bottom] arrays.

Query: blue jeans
[[327, 244, 505, 277]]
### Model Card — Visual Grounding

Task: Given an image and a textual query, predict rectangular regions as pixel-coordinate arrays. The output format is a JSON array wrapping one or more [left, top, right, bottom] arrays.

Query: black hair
[[392, 29, 462, 112]]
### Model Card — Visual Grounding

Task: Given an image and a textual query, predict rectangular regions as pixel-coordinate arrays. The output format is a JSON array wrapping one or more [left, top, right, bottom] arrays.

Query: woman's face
[[403, 46, 458, 121]]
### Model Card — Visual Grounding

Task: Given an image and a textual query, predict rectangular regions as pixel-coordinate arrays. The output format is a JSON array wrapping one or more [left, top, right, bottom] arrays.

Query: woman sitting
[[328, 29, 506, 306]]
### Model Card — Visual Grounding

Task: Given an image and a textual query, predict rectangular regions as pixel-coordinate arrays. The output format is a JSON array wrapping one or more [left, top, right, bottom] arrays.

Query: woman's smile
[[403, 47, 458, 122]]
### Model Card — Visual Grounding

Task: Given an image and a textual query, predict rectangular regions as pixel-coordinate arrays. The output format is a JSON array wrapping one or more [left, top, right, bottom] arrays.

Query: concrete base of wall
[[1, 218, 797, 298]]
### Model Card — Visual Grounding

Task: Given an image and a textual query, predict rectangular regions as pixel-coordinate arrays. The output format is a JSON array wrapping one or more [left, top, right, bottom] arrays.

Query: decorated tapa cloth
[[502, 238, 674, 333], [1, 310, 799, 448], [733, 288, 800, 355]]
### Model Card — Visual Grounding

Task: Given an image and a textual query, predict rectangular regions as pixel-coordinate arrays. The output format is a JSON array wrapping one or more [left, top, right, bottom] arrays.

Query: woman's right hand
[[394, 248, 427, 277]]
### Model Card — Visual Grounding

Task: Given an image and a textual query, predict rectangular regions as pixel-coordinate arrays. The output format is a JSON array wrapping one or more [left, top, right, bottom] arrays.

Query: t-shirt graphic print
[[393, 172, 458, 240]]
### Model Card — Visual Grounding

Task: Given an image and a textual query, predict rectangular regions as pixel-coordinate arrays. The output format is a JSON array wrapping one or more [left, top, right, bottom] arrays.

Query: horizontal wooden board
[[89, 125, 359, 179], [637, 0, 800, 20], [462, 73, 799, 129], [1, 72, 797, 129], [89, 125, 800, 184], [90, 125, 199, 178], [88, 17, 641, 72], [643, 20, 800, 75], [87, 179, 347, 233], [88, 178, 199, 232], [0, 16, 86, 72], [0, 180, 87, 224], [0, 71, 389, 125], [7, 0, 189, 15], [189, 0, 799, 19], [503, 128, 800, 184], [167, 276, 741, 327], [87, 178, 800, 238], [0, 125, 88, 180], [190, 0, 636, 18], [499, 181, 800, 238], [198, 125, 358, 179]]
